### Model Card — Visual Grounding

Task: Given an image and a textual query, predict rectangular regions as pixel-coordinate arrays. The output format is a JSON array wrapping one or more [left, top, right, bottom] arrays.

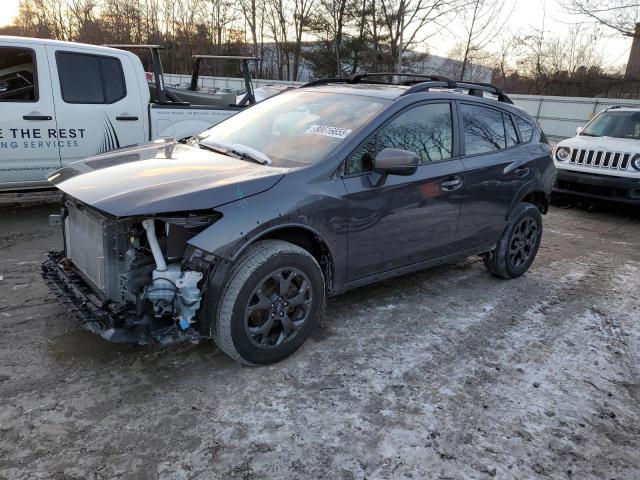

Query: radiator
[[64, 204, 107, 291]]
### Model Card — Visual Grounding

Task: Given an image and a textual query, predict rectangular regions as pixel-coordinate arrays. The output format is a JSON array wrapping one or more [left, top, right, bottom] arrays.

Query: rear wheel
[[483, 202, 543, 279], [211, 240, 325, 365]]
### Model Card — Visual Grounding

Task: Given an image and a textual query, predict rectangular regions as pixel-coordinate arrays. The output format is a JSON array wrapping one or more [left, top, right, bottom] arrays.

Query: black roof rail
[[454, 81, 513, 104], [300, 72, 513, 104], [348, 72, 458, 87], [402, 80, 512, 104], [300, 72, 457, 88]]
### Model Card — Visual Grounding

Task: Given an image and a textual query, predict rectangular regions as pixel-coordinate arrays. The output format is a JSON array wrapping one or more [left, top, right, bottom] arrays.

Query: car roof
[[302, 83, 525, 115], [605, 106, 640, 112], [301, 83, 410, 99]]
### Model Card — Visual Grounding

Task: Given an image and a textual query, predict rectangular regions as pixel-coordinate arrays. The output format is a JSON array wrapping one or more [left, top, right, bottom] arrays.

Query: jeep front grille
[[569, 149, 633, 172], [64, 204, 107, 291]]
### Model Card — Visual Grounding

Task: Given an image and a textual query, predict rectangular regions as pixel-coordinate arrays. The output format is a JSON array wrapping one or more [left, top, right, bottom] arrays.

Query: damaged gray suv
[[42, 74, 555, 365]]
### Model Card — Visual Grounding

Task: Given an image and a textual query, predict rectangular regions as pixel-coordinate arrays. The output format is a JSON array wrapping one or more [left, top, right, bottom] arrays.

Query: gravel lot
[[1, 202, 639, 480]]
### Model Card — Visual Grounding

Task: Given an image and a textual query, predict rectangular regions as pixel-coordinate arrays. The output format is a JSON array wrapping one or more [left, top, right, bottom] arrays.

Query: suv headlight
[[632, 154, 640, 171], [554, 147, 571, 162]]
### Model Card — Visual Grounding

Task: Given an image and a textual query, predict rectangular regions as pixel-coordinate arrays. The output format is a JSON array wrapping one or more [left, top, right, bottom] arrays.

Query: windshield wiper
[[198, 139, 272, 165], [579, 132, 600, 137]]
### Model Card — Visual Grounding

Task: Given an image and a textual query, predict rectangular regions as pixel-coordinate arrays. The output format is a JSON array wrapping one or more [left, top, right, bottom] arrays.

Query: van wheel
[[483, 202, 543, 279], [211, 240, 325, 365]]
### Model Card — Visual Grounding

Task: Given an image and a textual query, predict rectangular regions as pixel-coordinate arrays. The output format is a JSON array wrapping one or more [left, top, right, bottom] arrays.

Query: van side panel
[[0, 39, 61, 189], [149, 105, 238, 141], [46, 44, 147, 166]]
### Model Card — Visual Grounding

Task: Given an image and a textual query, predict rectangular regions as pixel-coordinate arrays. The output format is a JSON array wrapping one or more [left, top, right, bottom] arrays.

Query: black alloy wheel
[[244, 267, 313, 349], [210, 239, 326, 365], [483, 202, 543, 279], [508, 217, 539, 269]]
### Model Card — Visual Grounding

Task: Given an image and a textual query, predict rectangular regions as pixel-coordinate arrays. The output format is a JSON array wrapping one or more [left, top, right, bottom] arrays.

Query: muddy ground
[[0, 202, 639, 480]]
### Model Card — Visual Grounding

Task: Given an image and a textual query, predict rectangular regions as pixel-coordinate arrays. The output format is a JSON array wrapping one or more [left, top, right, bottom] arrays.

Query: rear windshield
[[197, 90, 390, 166], [581, 111, 640, 140]]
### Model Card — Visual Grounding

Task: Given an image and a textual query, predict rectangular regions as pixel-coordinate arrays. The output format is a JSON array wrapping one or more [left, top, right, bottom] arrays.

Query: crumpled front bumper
[[41, 251, 152, 343]]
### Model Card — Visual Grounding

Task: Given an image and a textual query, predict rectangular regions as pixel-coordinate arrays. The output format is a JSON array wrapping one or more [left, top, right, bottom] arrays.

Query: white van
[[0, 36, 243, 191]]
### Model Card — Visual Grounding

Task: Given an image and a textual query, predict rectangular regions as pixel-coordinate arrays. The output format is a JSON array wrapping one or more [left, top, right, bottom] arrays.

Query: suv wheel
[[483, 202, 543, 279], [210, 240, 326, 365]]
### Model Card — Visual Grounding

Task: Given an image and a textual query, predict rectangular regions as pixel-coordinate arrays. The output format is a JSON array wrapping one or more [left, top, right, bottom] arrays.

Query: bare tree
[[443, 43, 494, 81], [238, 0, 261, 57], [566, 0, 640, 38], [291, 0, 316, 79], [492, 33, 517, 89], [209, 0, 237, 53], [456, 0, 514, 80], [265, 0, 290, 79], [378, 0, 463, 71]]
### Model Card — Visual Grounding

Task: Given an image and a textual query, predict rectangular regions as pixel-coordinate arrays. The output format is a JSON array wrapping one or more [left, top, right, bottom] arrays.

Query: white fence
[[510, 94, 640, 140], [165, 73, 640, 140]]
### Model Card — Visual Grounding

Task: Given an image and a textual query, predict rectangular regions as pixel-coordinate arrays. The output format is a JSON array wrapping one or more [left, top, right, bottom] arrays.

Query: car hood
[[558, 135, 640, 154], [48, 141, 287, 217]]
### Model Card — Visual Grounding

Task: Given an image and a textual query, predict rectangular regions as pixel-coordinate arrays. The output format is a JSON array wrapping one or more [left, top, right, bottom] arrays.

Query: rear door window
[[460, 103, 507, 155], [56, 52, 126, 104], [0, 46, 37, 102]]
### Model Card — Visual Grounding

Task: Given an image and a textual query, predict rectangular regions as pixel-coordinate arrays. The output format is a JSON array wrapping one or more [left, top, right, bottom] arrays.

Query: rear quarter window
[[516, 116, 535, 143]]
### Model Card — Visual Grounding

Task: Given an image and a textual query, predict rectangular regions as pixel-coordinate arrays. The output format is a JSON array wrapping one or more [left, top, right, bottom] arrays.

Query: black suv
[[42, 74, 555, 365]]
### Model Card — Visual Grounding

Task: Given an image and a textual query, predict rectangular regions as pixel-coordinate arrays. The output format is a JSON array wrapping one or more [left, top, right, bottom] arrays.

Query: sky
[[0, 0, 633, 69]]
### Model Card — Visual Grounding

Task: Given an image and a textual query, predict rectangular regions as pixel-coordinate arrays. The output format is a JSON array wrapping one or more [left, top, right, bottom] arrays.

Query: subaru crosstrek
[[42, 74, 555, 365]]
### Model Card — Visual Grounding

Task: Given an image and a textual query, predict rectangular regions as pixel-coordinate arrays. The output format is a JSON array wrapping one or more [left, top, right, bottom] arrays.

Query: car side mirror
[[576, 126, 584, 135], [373, 148, 419, 176]]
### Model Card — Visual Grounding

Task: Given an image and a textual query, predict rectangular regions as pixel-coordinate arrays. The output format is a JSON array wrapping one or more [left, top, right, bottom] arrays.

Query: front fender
[[186, 174, 347, 276]]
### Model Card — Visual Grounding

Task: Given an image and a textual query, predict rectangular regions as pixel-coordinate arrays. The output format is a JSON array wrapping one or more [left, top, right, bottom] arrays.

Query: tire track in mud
[[327, 243, 638, 479], [417, 254, 640, 479]]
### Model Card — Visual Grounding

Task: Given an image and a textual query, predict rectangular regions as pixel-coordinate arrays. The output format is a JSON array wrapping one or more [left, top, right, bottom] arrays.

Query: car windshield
[[581, 110, 640, 140], [196, 90, 390, 166]]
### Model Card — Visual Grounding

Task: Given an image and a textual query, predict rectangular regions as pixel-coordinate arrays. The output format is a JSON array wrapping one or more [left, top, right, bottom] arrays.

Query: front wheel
[[483, 202, 543, 279], [210, 240, 326, 365]]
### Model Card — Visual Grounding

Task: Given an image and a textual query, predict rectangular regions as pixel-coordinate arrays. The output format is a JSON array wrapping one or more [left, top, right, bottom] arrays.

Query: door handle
[[514, 166, 530, 178], [116, 116, 139, 121], [23, 115, 52, 121], [440, 176, 463, 191]]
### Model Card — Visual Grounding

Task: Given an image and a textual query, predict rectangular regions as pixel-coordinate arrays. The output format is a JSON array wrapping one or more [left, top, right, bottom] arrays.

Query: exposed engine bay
[[42, 196, 220, 345]]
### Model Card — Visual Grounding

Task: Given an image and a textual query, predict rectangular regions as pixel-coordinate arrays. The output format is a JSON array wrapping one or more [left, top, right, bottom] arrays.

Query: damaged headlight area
[[42, 199, 221, 345]]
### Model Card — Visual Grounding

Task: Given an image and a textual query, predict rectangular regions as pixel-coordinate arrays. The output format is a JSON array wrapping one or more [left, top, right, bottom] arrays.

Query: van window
[[461, 104, 507, 155], [56, 52, 126, 104], [0, 47, 37, 102]]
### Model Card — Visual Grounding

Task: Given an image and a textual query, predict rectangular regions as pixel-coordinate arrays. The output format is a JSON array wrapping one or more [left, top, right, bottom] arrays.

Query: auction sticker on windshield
[[305, 124, 352, 139]]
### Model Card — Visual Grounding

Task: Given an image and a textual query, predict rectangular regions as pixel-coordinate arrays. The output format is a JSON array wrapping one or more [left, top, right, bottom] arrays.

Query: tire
[[483, 202, 543, 279], [210, 240, 326, 365]]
